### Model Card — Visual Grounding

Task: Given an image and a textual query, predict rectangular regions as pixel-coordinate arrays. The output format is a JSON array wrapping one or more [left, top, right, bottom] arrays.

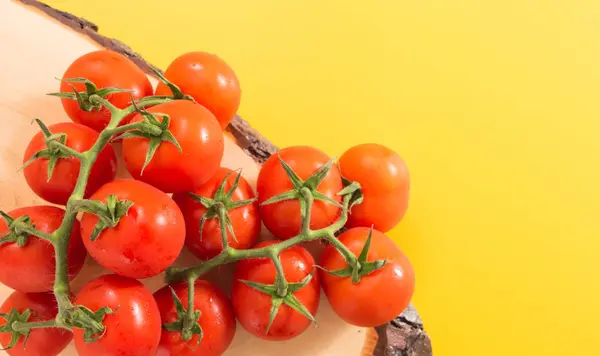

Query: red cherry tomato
[[122, 100, 224, 193], [73, 274, 161, 356], [0, 291, 72, 356], [59, 50, 153, 132], [154, 280, 236, 356], [320, 227, 415, 327], [339, 143, 410, 232], [172, 167, 261, 260], [257, 146, 343, 239], [155, 51, 241, 129], [80, 179, 185, 279], [22, 122, 117, 205], [0, 206, 85, 293], [231, 241, 320, 341]]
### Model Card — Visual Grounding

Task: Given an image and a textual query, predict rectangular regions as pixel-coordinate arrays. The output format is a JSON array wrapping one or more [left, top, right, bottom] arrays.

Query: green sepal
[[161, 286, 203, 347], [317, 228, 386, 282], [114, 104, 182, 174], [0, 308, 33, 351], [72, 196, 134, 241], [0, 212, 34, 247], [20, 119, 77, 182], [187, 169, 255, 245], [65, 305, 116, 343], [239, 272, 317, 335], [151, 68, 194, 101], [259, 154, 343, 222], [338, 177, 364, 211], [47, 78, 131, 113]]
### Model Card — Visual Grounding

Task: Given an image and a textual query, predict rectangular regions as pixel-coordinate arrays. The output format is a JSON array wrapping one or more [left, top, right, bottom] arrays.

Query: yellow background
[[44, 0, 600, 355]]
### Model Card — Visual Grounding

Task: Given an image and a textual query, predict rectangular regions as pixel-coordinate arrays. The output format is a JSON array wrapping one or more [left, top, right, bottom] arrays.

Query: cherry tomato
[[122, 100, 224, 193], [73, 274, 161, 356], [22, 122, 117, 205], [154, 280, 236, 356], [80, 179, 185, 279], [257, 146, 343, 239], [172, 167, 261, 260], [155, 52, 241, 129], [339, 143, 410, 232], [320, 227, 415, 327], [231, 241, 320, 341], [0, 206, 85, 293], [59, 50, 153, 132], [0, 291, 71, 356]]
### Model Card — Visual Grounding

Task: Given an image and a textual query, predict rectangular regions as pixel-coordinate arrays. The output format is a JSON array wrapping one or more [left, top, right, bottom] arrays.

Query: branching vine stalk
[[0, 75, 384, 349]]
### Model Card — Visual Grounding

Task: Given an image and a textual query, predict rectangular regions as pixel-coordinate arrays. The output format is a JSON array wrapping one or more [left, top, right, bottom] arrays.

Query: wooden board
[[0, 1, 432, 355]]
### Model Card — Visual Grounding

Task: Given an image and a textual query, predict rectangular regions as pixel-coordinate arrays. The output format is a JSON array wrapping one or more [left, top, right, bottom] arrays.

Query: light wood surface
[[0, 1, 373, 355]]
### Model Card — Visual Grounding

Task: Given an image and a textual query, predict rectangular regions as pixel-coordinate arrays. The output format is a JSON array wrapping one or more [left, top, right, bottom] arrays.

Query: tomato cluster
[[0, 49, 415, 356]]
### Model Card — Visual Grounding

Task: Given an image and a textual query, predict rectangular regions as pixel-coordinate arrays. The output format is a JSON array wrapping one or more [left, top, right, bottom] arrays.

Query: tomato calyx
[[21, 119, 85, 182], [261, 155, 343, 212], [337, 176, 364, 212], [151, 68, 195, 102], [240, 271, 317, 334], [318, 227, 387, 283], [72, 195, 134, 241], [61, 305, 116, 343], [114, 98, 183, 174], [0, 211, 35, 247], [162, 286, 203, 347], [188, 169, 256, 243], [0, 308, 34, 350], [48, 77, 130, 112]]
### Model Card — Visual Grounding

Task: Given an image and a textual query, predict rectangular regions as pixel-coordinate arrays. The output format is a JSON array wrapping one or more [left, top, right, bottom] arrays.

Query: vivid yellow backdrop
[[44, 0, 600, 355]]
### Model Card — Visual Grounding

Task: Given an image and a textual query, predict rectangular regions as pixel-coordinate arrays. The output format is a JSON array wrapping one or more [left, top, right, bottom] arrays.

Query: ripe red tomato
[[320, 227, 415, 327], [231, 241, 320, 341], [339, 143, 410, 232], [22, 122, 117, 205], [73, 274, 161, 356], [172, 167, 261, 260], [59, 50, 153, 132], [154, 280, 236, 356], [80, 179, 185, 279], [257, 146, 343, 239], [122, 100, 224, 193], [155, 52, 241, 129], [0, 291, 72, 356], [0, 206, 86, 293]]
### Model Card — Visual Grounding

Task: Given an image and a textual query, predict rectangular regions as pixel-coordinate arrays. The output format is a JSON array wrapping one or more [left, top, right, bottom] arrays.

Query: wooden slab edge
[[15, 1, 433, 355]]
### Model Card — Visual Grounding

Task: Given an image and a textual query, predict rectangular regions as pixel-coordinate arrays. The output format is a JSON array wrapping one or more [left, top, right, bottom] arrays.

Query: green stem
[[47, 141, 85, 160], [103, 121, 145, 137], [216, 204, 230, 250], [119, 96, 173, 118], [166, 191, 359, 284], [300, 187, 313, 234], [11, 320, 67, 332], [272, 254, 288, 297], [12, 223, 53, 243]]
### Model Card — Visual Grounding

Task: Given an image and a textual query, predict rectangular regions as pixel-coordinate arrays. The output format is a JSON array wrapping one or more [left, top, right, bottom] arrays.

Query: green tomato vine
[[0, 73, 384, 350]]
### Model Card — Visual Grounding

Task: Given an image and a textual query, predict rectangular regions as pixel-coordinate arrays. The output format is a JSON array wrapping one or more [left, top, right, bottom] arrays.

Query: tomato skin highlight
[[0, 291, 72, 356], [73, 274, 162, 356], [155, 51, 241, 129], [339, 143, 410, 232], [231, 241, 320, 341], [0, 206, 85, 293], [122, 100, 224, 193], [22, 122, 117, 205], [256, 146, 343, 239], [173, 167, 261, 260], [154, 280, 236, 356], [80, 179, 186, 279], [59, 50, 153, 132], [320, 227, 415, 327]]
